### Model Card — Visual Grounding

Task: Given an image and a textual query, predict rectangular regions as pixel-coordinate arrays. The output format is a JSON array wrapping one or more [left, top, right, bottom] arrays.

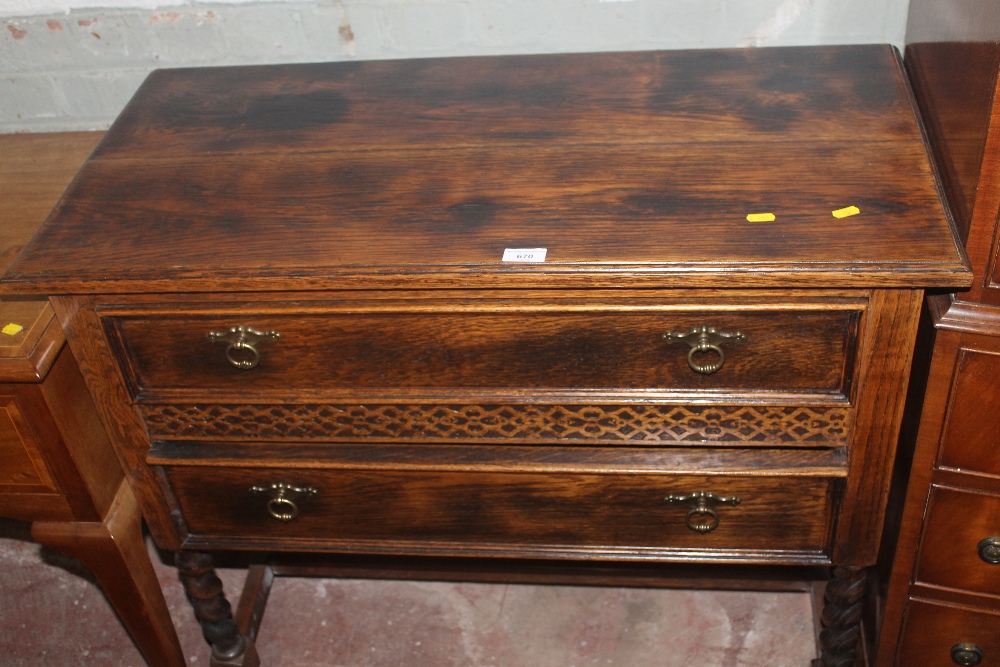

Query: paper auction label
[[502, 248, 547, 262]]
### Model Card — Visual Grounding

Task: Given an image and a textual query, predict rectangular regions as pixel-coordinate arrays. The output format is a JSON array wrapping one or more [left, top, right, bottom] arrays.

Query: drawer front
[[0, 390, 74, 522], [164, 465, 835, 558], [897, 599, 1000, 667], [916, 486, 1000, 596], [939, 349, 1000, 476], [0, 391, 58, 492], [108, 307, 858, 400]]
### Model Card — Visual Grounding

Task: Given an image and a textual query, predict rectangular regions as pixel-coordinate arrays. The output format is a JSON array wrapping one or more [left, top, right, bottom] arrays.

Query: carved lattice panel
[[141, 403, 850, 446]]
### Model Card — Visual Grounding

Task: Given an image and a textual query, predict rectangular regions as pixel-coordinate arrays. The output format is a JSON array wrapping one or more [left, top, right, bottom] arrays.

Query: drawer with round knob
[[914, 485, 1000, 597], [102, 296, 862, 404], [896, 599, 1000, 667], [160, 460, 838, 560]]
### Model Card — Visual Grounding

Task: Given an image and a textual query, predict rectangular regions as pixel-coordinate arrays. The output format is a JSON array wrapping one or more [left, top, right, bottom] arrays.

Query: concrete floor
[[0, 518, 819, 667]]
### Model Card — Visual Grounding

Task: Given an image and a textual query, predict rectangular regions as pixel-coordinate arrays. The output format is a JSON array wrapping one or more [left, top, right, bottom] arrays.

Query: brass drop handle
[[663, 326, 746, 375], [207, 326, 280, 370], [250, 483, 318, 522], [978, 537, 1000, 564], [665, 491, 742, 533], [951, 643, 984, 666]]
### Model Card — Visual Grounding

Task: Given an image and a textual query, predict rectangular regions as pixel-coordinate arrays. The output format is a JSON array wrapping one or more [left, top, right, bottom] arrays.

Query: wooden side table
[[0, 132, 184, 667]]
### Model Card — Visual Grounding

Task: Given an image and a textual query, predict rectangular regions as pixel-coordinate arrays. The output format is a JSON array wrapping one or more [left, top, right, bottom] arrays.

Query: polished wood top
[[0, 132, 103, 379], [1, 46, 971, 294]]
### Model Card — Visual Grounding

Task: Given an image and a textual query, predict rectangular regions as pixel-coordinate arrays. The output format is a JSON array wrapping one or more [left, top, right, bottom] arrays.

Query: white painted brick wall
[[0, 0, 911, 133]]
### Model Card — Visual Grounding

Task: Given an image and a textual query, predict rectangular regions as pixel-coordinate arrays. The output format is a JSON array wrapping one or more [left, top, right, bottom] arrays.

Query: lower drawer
[[163, 465, 835, 560], [897, 599, 1000, 667], [916, 486, 1000, 596]]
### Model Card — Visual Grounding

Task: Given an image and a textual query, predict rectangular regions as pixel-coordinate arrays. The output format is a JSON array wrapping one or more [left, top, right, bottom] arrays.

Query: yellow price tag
[[746, 212, 776, 222], [832, 206, 860, 219], [2, 323, 24, 336]]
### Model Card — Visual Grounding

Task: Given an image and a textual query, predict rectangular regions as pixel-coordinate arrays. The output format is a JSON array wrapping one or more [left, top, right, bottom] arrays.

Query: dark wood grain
[[4, 48, 972, 667], [95, 46, 920, 158], [165, 466, 834, 557], [0, 47, 969, 294], [108, 307, 856, 398]]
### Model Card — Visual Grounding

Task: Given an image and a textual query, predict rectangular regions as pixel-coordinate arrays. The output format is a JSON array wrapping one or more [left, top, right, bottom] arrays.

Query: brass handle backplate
[[663, 326, 746, 375], [951, 643, 984, 666], [978, 537, 1000, 564], [665, 491, 742, 533], [207, 326, 280, 370], [250, 483, 318, 522]]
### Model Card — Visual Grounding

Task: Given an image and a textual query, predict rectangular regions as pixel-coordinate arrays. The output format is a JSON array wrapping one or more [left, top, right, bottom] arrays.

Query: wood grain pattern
[[108, 308, 856, 398], [145, 442, 848, 477], [0, 132, 102, 276], [96, 47, 920, 158], [0, 391, 58, 490], [832, 288, 923, 566], [0, 47, 969, 294], [6, 48, 971, 667], [164, 465, 835, 558], [51, 295, 184, 549]]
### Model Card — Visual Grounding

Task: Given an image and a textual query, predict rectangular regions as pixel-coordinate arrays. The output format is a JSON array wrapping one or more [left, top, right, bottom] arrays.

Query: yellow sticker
[[832, 206, 860, 219], [746, 212, 776, 222], [2, 323, 24, 336]]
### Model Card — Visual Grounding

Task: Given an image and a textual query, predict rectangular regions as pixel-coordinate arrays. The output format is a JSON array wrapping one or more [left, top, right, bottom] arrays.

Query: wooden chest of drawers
[[876, 2, 1000, 663], [0, 46, 970, 667]]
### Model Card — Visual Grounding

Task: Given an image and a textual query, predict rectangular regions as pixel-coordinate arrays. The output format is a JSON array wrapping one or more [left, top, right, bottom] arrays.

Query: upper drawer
[[938, 349, 1000, 476], [105, 302, 861, 402]]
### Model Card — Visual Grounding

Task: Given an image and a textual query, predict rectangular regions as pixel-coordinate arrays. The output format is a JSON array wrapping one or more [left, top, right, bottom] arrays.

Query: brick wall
[[0, 0, 911, 133]]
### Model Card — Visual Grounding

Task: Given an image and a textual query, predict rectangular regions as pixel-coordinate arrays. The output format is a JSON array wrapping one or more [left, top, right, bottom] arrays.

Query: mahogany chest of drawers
[[0, 45, 970, 666], [876, 1, 1000, 665]]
